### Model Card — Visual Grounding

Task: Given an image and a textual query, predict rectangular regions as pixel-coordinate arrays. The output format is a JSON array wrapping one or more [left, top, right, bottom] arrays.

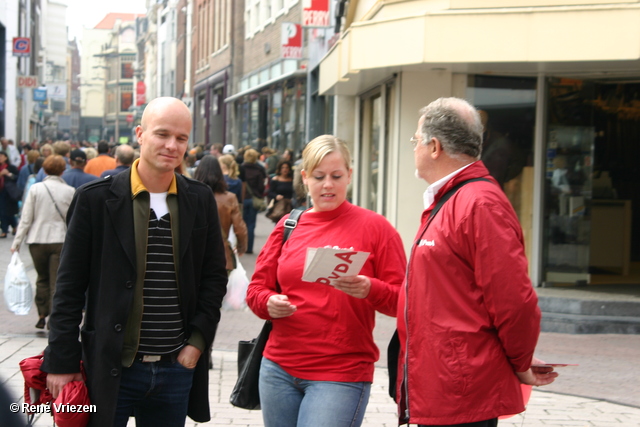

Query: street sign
[[302, 0, 330, 27], [282, 23, 303, 59], [33, 88, 47, 102], [17, 76, 38, 89], [12, 37, 31, 57]]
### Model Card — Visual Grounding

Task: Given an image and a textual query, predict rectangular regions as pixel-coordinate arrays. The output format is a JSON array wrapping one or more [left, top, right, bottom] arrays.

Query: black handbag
[[230, 320, 272, 409], [229, 207, 305, 410], [4, 178, 22, 201], [387, 178, 490, 400]]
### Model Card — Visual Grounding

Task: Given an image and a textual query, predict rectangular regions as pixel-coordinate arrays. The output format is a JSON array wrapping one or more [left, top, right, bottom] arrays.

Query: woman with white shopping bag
[[193, 155, 248, 291], [10, 155, 74, 329]]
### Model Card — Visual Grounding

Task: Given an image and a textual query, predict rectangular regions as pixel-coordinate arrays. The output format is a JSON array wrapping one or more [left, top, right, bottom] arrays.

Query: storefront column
[[531, 74, 548, 287]]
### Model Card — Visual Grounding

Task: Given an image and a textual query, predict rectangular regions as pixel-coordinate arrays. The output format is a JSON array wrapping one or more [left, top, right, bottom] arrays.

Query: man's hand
[[267, 294, 297, 318], [46, 372, 83, 399], [332, 275, 371, 299], [176, 345, 201, 369], [516, 356, 559, 386]]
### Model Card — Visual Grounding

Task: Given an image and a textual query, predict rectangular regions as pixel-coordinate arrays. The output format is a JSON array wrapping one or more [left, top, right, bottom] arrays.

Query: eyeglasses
[[410, 136, 420, 148]]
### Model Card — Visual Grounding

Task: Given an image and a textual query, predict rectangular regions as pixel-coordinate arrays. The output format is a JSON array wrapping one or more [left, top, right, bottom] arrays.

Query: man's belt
[[135, 350, 180, 363]]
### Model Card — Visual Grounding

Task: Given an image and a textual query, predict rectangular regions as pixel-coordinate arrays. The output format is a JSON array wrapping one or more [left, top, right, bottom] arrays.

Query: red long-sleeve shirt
[[246, 201, 407, 382]]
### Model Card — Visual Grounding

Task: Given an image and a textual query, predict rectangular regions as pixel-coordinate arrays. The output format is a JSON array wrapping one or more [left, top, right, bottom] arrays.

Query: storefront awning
[[320, 2, 640, 95], [224, 70, 308, 103]]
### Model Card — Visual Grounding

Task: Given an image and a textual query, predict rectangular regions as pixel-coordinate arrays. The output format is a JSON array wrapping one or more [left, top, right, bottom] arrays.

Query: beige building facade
[[320, 0, 640, 288]]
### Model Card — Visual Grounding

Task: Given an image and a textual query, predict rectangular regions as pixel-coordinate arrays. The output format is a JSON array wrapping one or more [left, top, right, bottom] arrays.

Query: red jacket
[[396, 161, 540, 425]]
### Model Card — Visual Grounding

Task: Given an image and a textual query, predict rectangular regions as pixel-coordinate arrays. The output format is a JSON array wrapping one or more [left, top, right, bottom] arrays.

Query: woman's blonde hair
[[219, 154, 240, 179], [84, 147, 98, 160], [40, 143, 53, 156], [243, 148, 260, 164], [302, 135, 351, 174]]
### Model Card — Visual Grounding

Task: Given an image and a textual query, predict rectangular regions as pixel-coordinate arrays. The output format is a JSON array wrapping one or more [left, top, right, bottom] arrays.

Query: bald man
[[42, 97, 228, 427], [100, 144, 136, 178]]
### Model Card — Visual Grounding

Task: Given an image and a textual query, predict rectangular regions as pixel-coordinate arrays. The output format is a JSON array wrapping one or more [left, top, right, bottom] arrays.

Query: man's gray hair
[[115, 144, 135, 166], [419, 97, 483, 160]]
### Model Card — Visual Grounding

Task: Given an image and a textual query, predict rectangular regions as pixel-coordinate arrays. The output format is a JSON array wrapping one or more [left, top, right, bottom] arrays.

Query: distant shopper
[[62, 149, 98, 189], [100, 144, 135, 178], [262, 147, 280, 175], [193, 155, 247, 270], [11, 155, 74, 329], [219, 154, 243, 204], [35, 141, 71, 182], [266, 160, 293, 223], [0, 151, 19, 237], [239, 148, 266, 254], [17, 150, 40, 195], [84, 141, 116, 177]]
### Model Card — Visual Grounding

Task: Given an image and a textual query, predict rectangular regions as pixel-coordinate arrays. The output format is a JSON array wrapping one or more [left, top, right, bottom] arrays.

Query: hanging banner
[[281, 23, 302, 59], [136, 81, 146, 106], [303, 0, 330, 27]]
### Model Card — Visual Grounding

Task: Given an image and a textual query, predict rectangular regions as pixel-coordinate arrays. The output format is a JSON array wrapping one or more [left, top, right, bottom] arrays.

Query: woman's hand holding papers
[[332, 275, 371, 299]]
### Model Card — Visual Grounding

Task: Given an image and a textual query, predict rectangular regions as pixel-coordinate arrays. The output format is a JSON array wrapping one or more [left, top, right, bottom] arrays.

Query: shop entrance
[[544, 79, 639, 286]]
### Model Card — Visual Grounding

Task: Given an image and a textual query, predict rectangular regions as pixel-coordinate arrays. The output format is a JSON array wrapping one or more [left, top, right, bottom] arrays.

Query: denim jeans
[[242, 198, 258, 252], [112, 360, 195, 427], [259, 357, 371, 427]]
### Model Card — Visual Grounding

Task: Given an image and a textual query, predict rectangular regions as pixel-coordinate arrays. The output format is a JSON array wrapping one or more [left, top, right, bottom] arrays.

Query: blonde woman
[[246, 136, 407, 427], [219, 154, 243, 204]]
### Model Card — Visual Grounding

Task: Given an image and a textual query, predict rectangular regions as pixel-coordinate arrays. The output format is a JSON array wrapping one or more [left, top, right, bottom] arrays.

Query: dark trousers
[[29, 243, 62, 317], [419, 419, 498, 427], [113, 360, 195, 427], [243, 198, 258, 253]]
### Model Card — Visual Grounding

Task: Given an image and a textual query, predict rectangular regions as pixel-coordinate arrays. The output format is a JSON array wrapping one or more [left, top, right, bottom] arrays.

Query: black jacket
[[42, 170, 228, 426]]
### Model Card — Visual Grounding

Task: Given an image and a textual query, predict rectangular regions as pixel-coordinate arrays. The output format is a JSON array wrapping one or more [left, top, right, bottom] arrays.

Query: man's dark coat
[[42, 170, 228, 427]]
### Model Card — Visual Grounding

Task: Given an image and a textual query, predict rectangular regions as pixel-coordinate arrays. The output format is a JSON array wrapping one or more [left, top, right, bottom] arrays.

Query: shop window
[[121, 90, 133, 112], [467, 75, 537, 260], [543, 79, 638, 284]]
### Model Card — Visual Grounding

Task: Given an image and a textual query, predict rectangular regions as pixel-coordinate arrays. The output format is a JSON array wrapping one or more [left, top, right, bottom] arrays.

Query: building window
[[121, 85, 133, 112]]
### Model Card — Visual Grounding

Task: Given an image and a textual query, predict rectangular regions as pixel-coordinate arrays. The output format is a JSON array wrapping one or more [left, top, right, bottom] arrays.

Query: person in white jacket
[[11, 155, 75, 329]]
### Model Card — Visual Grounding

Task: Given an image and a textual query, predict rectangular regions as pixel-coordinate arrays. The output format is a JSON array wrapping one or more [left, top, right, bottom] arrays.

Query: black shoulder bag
[[387, 178, 490, 400], [230, 207, 305, 410]]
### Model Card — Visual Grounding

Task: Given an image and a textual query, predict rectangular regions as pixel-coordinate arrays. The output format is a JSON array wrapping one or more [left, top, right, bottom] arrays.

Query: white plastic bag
[[222, 253, 249, 310], [4, 252, 33, 315]]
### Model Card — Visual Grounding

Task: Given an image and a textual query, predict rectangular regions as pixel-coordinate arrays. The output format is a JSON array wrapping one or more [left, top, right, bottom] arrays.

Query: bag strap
[[273, 207, 304, 294], [42, 183, 66, 223], [426, 177, 491, 228], [282, 207, 304, 244]]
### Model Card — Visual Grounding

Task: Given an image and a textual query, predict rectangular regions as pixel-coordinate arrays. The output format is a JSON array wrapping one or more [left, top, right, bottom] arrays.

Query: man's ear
[[431, 138, 443, 159]]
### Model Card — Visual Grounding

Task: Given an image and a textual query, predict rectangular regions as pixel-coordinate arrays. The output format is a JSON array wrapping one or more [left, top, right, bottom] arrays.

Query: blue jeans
[[243, 198, 258, 252], [112, 360, 195, 427], [259, 357, 371, 427]]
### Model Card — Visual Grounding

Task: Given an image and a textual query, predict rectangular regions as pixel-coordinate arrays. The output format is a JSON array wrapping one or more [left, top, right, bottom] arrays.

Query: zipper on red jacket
[[403, 215, 431, 422]]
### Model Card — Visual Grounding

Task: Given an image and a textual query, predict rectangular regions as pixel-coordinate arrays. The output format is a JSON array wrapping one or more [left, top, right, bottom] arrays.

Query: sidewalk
[[1, 213, 640, 425], [2, 336, 640, 427]]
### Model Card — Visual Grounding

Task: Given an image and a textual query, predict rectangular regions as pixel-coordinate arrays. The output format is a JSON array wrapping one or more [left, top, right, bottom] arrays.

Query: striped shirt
[[137, 209, 185, 355]]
